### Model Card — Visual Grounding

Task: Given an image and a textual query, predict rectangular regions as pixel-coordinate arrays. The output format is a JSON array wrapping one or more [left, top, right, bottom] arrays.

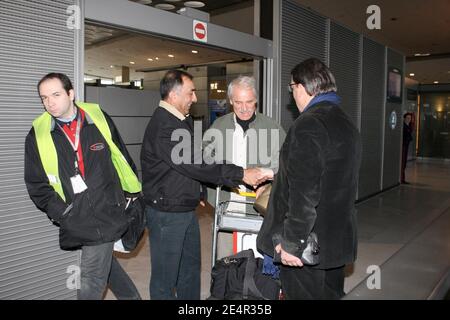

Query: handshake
[[242, 167, 274, 188]]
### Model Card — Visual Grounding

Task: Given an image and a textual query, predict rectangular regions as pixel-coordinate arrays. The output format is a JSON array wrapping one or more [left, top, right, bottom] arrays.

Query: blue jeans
[[78, 242, 141, 300], [146, 206, 201, 300]]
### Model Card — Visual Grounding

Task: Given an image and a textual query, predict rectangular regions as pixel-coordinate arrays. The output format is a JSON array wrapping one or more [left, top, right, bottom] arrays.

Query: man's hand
[[259, 168, 274, 180], [275, 244, 303, 267], [243, 168, 273, 188]]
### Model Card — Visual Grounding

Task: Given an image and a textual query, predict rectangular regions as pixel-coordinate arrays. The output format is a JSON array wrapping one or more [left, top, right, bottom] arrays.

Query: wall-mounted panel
[[383, 49, 404, 189], [85, 86, 159, 170], [85, 86, 159, 117]]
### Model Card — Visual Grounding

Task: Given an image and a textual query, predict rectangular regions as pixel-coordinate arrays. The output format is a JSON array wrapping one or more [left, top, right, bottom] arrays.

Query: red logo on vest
[[90, 143, 105, 151]]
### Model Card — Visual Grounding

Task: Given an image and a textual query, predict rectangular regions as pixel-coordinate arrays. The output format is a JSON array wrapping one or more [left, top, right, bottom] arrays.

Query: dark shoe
[[401, 181, 410, 184]]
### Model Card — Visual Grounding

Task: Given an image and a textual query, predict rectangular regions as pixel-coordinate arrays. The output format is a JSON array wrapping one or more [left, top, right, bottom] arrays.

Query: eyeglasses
[[287, 82, 297, 93]]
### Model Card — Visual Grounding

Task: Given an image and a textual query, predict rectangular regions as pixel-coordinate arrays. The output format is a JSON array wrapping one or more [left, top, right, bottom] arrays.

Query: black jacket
[[257, 101, 362, 269], [24, 108, 137, 250], [141, 106, 243, 212], [403, 122, 413, 146]]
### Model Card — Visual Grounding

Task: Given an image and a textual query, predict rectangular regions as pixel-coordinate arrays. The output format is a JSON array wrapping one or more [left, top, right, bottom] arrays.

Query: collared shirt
[[232, 113, 248, 170], [159, 100, 188, 121], [228, 114, 248, 213], [56, 108, 86, 178]]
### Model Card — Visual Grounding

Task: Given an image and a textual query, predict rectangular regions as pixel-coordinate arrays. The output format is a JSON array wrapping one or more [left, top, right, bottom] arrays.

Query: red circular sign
[[194, 23, 206, 40]]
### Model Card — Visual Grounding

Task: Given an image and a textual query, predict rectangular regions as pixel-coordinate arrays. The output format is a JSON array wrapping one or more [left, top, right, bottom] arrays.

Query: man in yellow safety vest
[[24, 72, 141, 300]]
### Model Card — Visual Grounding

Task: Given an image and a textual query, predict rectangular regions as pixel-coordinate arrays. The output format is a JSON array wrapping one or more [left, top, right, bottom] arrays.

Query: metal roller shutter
[[358, 38, 386, 198], [0, 0, 78, 300], [329, 22, 362, 129], [279, 0, 328, 131]]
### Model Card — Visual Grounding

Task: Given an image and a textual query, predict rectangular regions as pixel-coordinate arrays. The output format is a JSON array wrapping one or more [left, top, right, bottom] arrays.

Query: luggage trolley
[[211, 186, 264, 267]]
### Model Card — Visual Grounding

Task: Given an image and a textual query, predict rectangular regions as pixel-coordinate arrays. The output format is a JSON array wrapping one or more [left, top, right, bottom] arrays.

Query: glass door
[[418, 92, 450, 159]]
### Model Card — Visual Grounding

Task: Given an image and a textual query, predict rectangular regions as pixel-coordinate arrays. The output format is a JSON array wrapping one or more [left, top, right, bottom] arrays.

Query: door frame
[[76, 0, 275, 118]]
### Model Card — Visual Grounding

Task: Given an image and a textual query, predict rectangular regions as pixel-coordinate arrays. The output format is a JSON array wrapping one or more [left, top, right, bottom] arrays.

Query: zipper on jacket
[[87, 191, 103, 241]]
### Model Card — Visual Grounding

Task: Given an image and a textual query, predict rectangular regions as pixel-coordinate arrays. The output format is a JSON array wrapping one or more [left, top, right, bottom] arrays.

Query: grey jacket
[[203, 112, 286, 211]]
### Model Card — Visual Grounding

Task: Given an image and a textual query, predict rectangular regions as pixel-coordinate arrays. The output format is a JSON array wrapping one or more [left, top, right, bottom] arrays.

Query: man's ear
[[168, 90, 178, 102], [298, 84, 312, 97], [69, 89, 75, 102]]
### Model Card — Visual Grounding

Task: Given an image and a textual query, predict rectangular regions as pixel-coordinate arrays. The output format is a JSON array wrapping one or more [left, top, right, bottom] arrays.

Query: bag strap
[[235, 249, 266, 300]]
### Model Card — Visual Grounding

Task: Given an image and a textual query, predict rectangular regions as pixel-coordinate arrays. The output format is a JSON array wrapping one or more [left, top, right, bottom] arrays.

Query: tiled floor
[[105, 158, 450, 300]]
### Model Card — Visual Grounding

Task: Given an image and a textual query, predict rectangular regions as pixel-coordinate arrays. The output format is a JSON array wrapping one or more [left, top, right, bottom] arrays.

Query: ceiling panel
[[86, 1, 450, 84], [294, 0, 450, 84], [85, 25, 247, 80]]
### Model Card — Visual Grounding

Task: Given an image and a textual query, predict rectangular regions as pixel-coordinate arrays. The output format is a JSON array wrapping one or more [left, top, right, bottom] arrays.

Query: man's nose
[[46, 96, 55, 106], [192, 92, 197, 103], [241, 104, 252, 111]]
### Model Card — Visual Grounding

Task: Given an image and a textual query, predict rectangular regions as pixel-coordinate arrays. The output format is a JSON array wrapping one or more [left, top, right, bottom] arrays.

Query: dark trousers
[[401, 144, 410, 182], [280, 265, 345, 300], [146, 206, 201, 300], [78, 242, 141, 300]]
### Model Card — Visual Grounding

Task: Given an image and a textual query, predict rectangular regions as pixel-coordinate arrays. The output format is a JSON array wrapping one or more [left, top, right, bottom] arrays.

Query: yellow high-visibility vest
[[32, 102, 141, 201]]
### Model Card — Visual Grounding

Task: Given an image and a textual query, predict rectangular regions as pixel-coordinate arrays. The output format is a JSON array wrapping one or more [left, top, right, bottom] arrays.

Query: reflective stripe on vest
[[32, 102, 141, 202]]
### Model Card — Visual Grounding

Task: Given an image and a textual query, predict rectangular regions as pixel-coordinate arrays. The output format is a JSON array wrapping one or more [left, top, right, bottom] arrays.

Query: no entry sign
[[193, 20, 207, 43]]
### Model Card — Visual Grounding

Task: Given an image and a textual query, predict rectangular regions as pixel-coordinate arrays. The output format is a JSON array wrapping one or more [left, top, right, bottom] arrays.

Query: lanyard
[[57, 112, 82, 152], [57, 112, 82, 173]]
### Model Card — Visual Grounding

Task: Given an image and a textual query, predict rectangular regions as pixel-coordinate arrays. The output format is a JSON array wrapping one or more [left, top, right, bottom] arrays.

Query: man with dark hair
[[141, 69, 270, 300], [37, 72, 74, 96], [25, 72, 141, 300], [257, 58, 362, 299]]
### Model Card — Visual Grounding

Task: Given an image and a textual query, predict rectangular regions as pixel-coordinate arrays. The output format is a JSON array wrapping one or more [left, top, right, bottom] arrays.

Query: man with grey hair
[[204, 75, 286, 259]]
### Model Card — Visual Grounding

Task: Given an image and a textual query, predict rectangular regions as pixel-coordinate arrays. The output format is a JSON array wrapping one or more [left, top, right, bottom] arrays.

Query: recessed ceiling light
[[168, 54, 174, 58], [414, 53, 431, 57], [155, 57, 159, 60], [136, 0, 152, 4], [130, 61, 135, 65], [184, 1, 205, 8], [191, 50, 198, 54], [434, 81, 439, 84], [409, 73, 415, 77], [165, 0, 182, 2], [147, 58, 153, 61], [110, 65, 114, 68], [154, 3, 175, 10]]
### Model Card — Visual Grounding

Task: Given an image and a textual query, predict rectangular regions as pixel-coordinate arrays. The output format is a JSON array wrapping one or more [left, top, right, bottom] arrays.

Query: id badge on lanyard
[[70, 159, 87, 194], [70, 173, 87, 194]]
